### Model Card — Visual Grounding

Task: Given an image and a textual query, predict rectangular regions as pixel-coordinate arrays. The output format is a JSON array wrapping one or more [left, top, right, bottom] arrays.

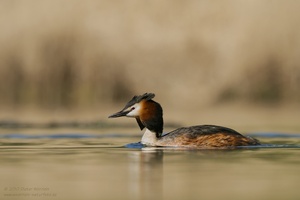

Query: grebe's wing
[[160, 125, 260, 147], [164, 125, 241, 137]]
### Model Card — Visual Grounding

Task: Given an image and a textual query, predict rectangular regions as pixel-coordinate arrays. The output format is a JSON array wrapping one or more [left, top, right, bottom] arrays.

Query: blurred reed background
[[0, 0, 300, 129]]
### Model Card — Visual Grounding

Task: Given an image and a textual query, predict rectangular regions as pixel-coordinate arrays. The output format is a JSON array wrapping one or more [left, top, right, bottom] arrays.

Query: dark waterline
[[1, 132, 300, 148]]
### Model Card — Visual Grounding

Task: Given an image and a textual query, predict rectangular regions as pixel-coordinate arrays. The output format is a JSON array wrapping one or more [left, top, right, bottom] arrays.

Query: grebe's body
[[109, 93, 260, 148]]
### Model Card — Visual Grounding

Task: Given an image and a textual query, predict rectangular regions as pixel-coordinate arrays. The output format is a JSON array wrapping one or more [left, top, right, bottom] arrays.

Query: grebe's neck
[[137, 100, 164, 138], [141, 128, 159, 145]]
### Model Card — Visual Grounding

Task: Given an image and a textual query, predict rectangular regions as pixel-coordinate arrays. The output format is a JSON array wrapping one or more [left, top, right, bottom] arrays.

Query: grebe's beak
[[108, 110, 129, 118]]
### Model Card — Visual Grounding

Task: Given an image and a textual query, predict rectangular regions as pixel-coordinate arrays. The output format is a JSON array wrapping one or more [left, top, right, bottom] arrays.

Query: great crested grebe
[[108, 93, 260, 148]]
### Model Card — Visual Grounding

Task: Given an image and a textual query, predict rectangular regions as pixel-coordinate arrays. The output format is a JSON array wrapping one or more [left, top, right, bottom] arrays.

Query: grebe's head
[[108, 93, 163, 136], [108, 93, 156, 118]]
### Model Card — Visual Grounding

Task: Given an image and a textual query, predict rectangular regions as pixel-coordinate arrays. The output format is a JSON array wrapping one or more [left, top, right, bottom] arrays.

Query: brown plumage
[[138, 100, 163, 138], [157, 125, 260, 148], [109, 93, 260, 148]]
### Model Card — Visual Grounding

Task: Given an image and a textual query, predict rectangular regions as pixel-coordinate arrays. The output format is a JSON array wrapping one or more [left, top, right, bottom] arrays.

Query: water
[[0, 130, 300, 200]]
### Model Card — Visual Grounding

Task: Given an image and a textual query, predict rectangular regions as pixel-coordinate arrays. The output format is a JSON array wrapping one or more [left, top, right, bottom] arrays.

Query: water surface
[[0, 130, 300, 200]]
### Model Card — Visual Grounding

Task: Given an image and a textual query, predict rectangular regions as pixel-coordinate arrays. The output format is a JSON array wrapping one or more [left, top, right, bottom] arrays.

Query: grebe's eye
[[131, 107, 135, 110]]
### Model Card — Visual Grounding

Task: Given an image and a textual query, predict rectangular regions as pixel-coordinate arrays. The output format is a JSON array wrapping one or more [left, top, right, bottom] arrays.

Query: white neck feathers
[[141, 128, 158, 146]]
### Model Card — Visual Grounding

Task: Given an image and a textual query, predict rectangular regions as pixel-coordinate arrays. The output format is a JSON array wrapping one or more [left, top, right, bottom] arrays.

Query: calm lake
[[0, 129, 300, 200]]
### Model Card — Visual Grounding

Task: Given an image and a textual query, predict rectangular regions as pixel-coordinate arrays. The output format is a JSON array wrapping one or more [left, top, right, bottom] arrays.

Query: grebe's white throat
[[141, 128, 158, 146]]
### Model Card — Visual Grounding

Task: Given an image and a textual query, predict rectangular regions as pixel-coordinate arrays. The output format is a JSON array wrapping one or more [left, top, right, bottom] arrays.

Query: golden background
[[0, 0, 299, 131]]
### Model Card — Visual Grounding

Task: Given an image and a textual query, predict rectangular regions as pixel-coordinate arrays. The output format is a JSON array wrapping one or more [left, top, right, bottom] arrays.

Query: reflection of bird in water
[[109, 93, 260, 148], [128, 149, 163, 200]]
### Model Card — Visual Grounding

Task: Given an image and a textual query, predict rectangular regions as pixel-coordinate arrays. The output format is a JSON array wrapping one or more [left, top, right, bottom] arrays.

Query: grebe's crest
[[125, 93, 155, 109], [108, 93, 155, 118]]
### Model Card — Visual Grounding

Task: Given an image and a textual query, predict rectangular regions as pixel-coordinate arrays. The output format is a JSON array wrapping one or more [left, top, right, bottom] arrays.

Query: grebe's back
[[157, 125, 260, 148]]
